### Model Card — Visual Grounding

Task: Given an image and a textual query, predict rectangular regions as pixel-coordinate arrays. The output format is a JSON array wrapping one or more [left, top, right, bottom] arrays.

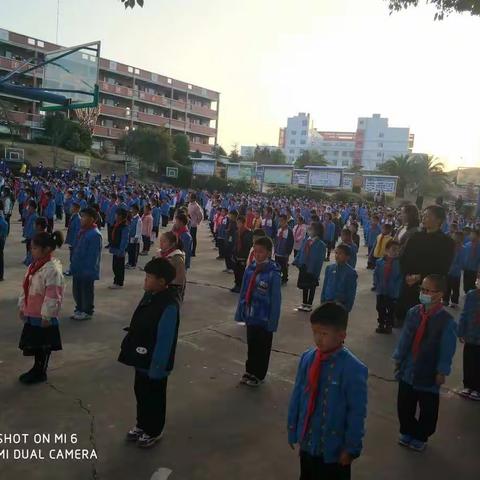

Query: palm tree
[[409, 154, 449, 201], [379, 155, 415, 198], [295, 150, 328, 169]]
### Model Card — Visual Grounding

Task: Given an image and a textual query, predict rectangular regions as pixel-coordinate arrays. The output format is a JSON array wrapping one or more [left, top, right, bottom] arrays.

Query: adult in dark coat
[[397, 205, 455, 325]]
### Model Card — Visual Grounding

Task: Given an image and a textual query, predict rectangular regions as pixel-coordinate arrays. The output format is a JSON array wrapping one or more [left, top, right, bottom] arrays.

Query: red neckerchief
[[160, 247, 177, 258], [277, 225, 288, 240], [383, 256, 394, 285], [304, 238, 314, 258], [301, 345, 342, 440], [111, 220, 126, 242], [245, 263, 264, 306], [247, 249, 255, 265], [23, 254, 52, 306], [471, 240, 478, 260], [412, 303, 444, 359], [77, 223, 97, 241], [174, 225, 189, 239]]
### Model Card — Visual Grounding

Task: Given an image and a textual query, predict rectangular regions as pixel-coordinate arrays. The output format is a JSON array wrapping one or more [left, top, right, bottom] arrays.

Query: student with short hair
[[18, 231, 65, 384], [339, 228, 358, 269], [22, 200, 38, 266], [109, 208, 129, 289], [64, 202, 81, 276], [126, 204, 142, 269], [444, 231, 464, 307], [118, 258, 180, 448], [173, 213, 192, 270], [275, 214, 294, 284], [70, 207, 103, 321], [140, 204, 154, 256], [393, 274, 457, 452], [231, 215, 253, 293], [321, 244, 358, 313], [288, 302, 368, 480], [235, 236, 281, 387]]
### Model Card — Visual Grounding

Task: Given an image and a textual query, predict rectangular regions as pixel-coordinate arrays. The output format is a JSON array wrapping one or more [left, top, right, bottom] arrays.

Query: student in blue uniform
[[374, 240, 402, 334], [23, 200, 38, 266], [63, 189, 74, 228], [64, 202, 81, 276], [70, 207, 103, 321], [458, 273, 480, 401], [366, 215, 381, 267], [293, 222, 326, 312], [44, 191, 56, 233], [118, 258, 180, 448], [235, 236, 281, 387], [54, 188, 64, 220], [444, 231, 464, 308], [323, 213, 336, 261], [109, 208, 130, 289], [126, 204, 142, 269], [462, 229, 480, 293], [288, 302, 368, 480], [393, 274, 457, 452], [339, 228, 358, 269], [321, 244, 358, 313], [274, 214, 294, 284]]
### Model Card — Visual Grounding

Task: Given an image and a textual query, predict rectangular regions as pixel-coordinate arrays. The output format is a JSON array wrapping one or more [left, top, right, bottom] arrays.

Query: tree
[[379, 154, 415, 198], [172, 133, 190, 165], [410, 154, 449, 201], [0, 100, 21, 146], [191, 149, 202, 158], [211, 144, 227, 158], [119, 127, 173, 173], [229, 144, 241, 163], [387, 0, 480, 20], [270, 149, 287, 165], [121, 0, 144, 8], [295, 150, 328, 169]]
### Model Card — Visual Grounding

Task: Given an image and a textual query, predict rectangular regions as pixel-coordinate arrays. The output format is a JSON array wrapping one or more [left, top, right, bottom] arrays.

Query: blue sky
[[2, 0, 480, 169]]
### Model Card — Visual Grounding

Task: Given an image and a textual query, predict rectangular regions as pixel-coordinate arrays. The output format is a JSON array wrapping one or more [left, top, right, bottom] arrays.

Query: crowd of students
[[1, 169, 480, 478]]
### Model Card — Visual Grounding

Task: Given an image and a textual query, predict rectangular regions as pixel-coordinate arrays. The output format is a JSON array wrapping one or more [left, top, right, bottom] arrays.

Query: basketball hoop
[[74, 106, 100, 134]]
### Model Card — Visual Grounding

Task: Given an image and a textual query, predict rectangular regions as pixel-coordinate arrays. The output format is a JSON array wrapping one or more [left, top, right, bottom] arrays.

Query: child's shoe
[[73, 312, 91, 321], [108, 284, 123, 290], [450, 303, 458, 309], [239, 373, 254, 385], [137, 432, 163, 448], [409, 439, 427, 452], [19, 369, 47, 385], [230, 285, 241, 293], [126, 427, 144, 442], [245, 375, 264, 387], [398, 434, 413, 447], [458, 388, 472, 398], [469, 390, 480, 401]]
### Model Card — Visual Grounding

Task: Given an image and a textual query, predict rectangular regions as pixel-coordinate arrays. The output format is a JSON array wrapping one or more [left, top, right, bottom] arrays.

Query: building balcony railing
[[99, 80, 134, 98], [0, 56, 43, 77], [135, 111, 169, 127], [6, 110, 44, 128], [93, 125, 127, 139], [190, 142, 212, 154], [188, 123, 216, 137]]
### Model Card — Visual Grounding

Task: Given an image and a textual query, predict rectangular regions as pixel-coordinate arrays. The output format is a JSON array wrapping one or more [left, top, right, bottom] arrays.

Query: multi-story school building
[[0, 27, 220, 154]]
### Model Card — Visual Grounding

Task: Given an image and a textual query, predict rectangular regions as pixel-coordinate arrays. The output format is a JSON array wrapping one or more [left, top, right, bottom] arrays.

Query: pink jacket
[[188, 202, 204, 228], [293, 224, 307, 250], [18, 258, 65, 318], [141, 214, 153, 237]]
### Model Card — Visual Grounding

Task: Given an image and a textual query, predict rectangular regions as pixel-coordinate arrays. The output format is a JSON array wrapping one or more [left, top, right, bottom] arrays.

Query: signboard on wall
[[192, 159, 216, 176], [227, 162, 257, 181], [363, 175, 398, 195], [457, 168, 480, 186], [342, 173, 354, 190], [263, 165, 293, 185], [308, 167, 343, 188], [293, 169, 309, 186]]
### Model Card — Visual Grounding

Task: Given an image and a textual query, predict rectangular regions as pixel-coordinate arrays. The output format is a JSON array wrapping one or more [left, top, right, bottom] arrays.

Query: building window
[[301, 130, 307, 135], [167, 78, 172, 84], [302, 120, 307, 126], [342, 160, 349, 167], [300, 140, 306, 145], [188, 84, 192, 90], [109, 61, 117, 70], [377, 152, 383, 157], [333, 151, 338, 156], [37, 40, 44, 48], [134, 68, 140, 75], [342, 151, 348, 157], [27, 38, 35, 45], [378, 142, 383, 148], [128, 66, 134, 73], [289, 149, 295, 154], [379, 132, 384, 138], [291, 130, 297, 135], [290, 140, 296, 145]]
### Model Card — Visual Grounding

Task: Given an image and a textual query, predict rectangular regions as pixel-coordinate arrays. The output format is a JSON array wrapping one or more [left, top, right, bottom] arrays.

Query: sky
[[1, 0, 480, 170]]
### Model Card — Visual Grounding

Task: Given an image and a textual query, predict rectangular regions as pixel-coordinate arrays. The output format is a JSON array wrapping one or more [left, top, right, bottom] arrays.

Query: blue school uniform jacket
[[160, 203, 170, 217], [367, 223, 381, 249], [70, 227, 103, 280], [152, 206, 161, 227], [288, 347, 368, 461], [23, 211, 38, 239], [463, 241, 480, 272], [293, 237, 326, 281], [235, 260, 282, 332], [275, 227, 294, 257], [54, 190, 64, 207], [321, 263, 358, 312], [109, 223, 129, 257], [64, 197, 73, 215], [374, 257, 402, 299], [0, 215, 8, 240], [45, 199, 56, 219], [458, 289, 480, 345], [345, 242, 358, 269], [106, 202, 118, 226], [179, 231, 192, 269], [65, 213, 81, 246], [393, 305, 457, 393], [449, 245, 464, 278]]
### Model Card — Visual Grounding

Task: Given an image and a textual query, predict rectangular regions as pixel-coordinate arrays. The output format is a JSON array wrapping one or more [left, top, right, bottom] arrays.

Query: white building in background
[[279, 113, 414, 170], [240, 145, 279, 159]]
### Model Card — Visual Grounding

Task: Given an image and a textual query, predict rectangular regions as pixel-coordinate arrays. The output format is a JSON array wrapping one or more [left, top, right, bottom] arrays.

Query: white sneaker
[[469, 390, 480, 401], [458, 388, 472, 398], [108, 284, 123, 290], [73, 312, 91, 321]]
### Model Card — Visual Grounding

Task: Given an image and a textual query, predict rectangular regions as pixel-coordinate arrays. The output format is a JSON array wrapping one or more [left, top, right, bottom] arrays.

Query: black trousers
[[463, 270, 477, 294], [65, 212, 71, 229], [161, 215, 169, 228], [275, 255, 289, 282], [55, 205, 63, 220], [142, 235, 151, 253], [72, 276, 95, 315], [0, 236, 4, 280], [217, 238, 225, 259], [190, 226, 198, 256], [397, 381, 439, 442], [396, 282, 420, 326], [234, 259, 246, 287], [224, 244, 235, 270], [463, 343, 480, 391], [127, 243, 140, 267], [444, 275, 460, 304], [134, 371, 168, 437], [302, 287, 316, 306], [107, 224, 113, 245], [299, 451, 351, 480], [246, 325, 273, 381], [47, 218, 54, 234], [112, 255, 125, 286], [33, 349, 51, 374], [376, 295, 396, 328]]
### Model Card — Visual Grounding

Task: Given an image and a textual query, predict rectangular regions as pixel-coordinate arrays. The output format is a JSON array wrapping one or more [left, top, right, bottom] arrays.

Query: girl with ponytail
[[18, 230, 65, 384]]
